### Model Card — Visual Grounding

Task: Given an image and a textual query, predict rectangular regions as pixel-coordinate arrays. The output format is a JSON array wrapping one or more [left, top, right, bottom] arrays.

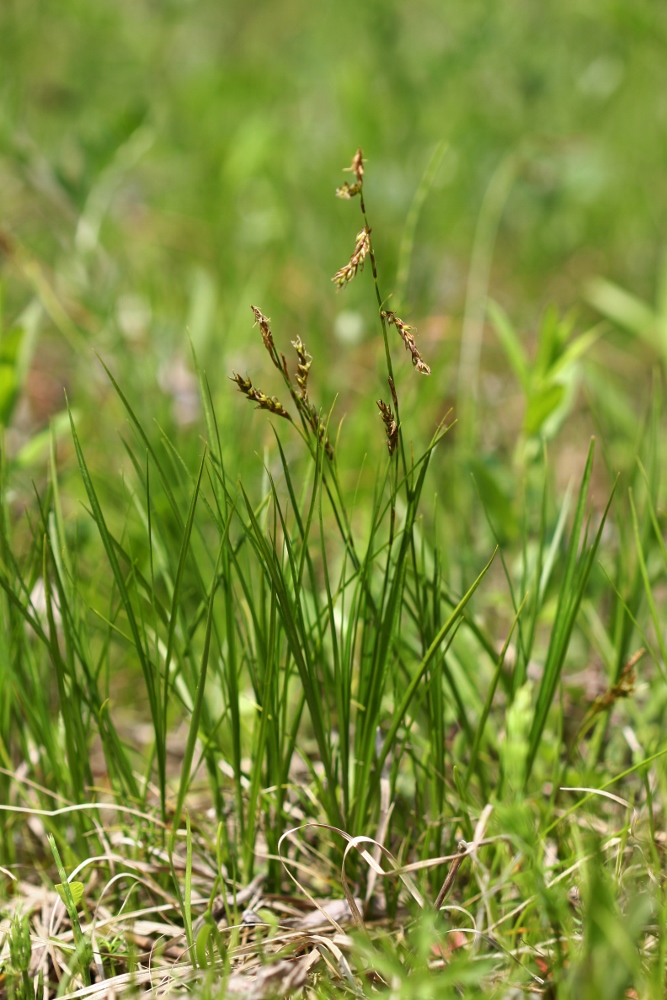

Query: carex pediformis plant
[[228, 150, 488, 854]]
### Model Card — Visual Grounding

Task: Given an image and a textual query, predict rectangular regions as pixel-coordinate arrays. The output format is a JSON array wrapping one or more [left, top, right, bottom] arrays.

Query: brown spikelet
[[230, 373, 291, 420], [343, 148, 365, 186], [381, 310, 431, 375], [377, 398, 398, 456], [332, 227, 371, 289], [250, 305, 284, 371]]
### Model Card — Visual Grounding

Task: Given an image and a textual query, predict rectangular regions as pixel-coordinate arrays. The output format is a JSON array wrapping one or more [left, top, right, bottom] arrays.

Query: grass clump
[[0, 151, 666, 1000]]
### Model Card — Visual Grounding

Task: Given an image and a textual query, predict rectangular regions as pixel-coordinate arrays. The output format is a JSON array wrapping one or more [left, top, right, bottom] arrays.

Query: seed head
[[230, 372, 291, 420], [377, 398, 398, 456], [343, 148, 365, 186], [381, 310, 431, 375], [292, 336, 312, 400], [332, 226, 371, 289]]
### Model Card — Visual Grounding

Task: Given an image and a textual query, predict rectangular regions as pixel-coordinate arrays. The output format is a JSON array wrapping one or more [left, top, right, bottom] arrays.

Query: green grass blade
[[67, 399, 166, 816], [375, 546, 496, 779], [171, 538, 223, 836], [526, 447, 616, 780]]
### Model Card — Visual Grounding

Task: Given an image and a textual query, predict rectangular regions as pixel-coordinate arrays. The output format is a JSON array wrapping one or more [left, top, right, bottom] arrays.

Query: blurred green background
[[1, 0, 666, 488]]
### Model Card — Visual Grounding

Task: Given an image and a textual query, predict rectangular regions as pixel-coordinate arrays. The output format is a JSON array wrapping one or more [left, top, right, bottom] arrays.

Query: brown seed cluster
[[332, 226, 371, 289], [381, 310, 431, 375], [377, 398, 398, 457], [230, 373, 292, 420]]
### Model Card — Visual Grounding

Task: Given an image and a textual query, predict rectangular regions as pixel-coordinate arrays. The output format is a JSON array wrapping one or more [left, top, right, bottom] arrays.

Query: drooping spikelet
[[381, 310, 431, 375], [332, 226, 371, 289], [230, 373, 291, 420]]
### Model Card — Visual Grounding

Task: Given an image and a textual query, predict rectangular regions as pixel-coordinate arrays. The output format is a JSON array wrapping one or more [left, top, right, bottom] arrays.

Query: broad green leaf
[[55, 881, 84, 906], [524, 383, 565, 436]]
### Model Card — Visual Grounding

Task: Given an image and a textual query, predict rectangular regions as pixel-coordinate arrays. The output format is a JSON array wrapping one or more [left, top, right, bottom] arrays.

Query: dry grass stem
[[381, 310, 431, 375], [332, 227, 371, 288], [433, 840, 468, 910]]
